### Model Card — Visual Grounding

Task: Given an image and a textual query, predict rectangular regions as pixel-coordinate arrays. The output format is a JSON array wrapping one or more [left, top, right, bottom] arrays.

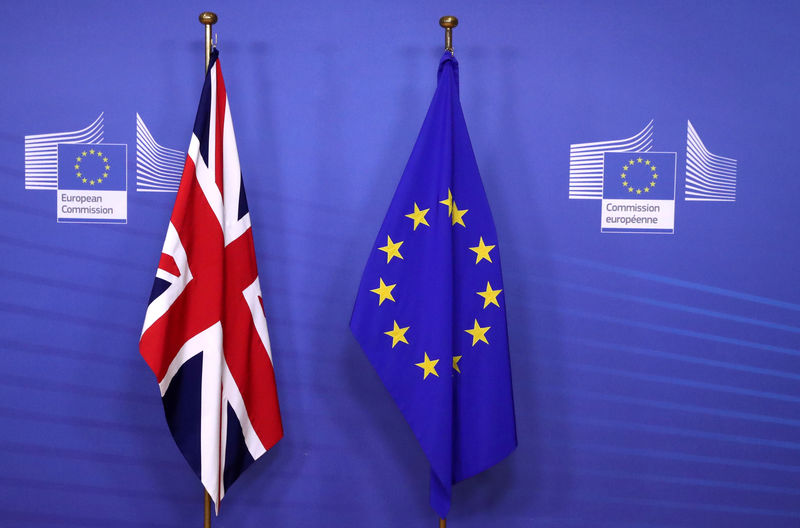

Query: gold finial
[[199, 12, 218, 26], [439, 16, 458, 52]]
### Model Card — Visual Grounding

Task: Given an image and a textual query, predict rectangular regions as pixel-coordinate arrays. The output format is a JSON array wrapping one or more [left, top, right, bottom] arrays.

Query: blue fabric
[[161, 352, 204, 481], [350, 51, 517, 519], [193, 48, 217, 166]]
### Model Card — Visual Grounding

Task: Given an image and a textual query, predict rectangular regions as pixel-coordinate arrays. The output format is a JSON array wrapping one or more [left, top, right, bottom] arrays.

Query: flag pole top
[[439, 16, 458, 53], [199, 11, 218, 74], [199, 12, 218, 26]]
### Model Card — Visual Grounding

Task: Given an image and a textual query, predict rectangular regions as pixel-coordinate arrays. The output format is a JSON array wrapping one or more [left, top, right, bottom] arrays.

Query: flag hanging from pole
[[350, 51, 517, 518], [139, 49, 282, 511]]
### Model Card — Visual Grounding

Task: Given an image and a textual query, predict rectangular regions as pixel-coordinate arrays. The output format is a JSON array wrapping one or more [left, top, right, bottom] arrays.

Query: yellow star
[[629, 159, 635, 165], [384, 320, 410, 348], [77, 172, 82, 178], [378, 235, 404, 263], [89, 149, 95, 154], [452, 355, 462, 373], [82, 151, 87, 156], [637, 157, 643, 163], [651, 165, 657, 172], [470, 237, 495, 264], [477, 281, 503, 308], [653, 174, 658, 179], [620, 173, 626, 178], [102, 172, 108, 178], [103, 157, 108, 162], [628, 187, 634, 192], [370, 277, 396, 305], [450, 202, 467, 227], [105, 164, 110, 170], [439, 189, 453, 215], [97, 151, 103, 157], [405, 202, 430, 230], [623, 166, 628, 171], [74, 164, 79, 170], [650, 181, 656, 187], [415, 353, 439, 379], [621, 174, 626, 179], [96, 179, 102, 184], [440, 188, 467, 227], [76, 157, 82, 162], [645, 159, 651, 165], [636, 189, 642, 194], [622, 181, 628, 187], [465, 319, 490, 346], [644, 187, 649, 192], [89, 180, 95, 186], [82, 178, 87, 183]]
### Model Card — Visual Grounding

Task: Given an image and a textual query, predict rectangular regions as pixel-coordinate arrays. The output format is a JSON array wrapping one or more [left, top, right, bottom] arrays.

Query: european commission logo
[[24, 113, 189, 223], [568, 120, 737, 234], [56, 143, 127, 224], [602, 152, 676, 234]]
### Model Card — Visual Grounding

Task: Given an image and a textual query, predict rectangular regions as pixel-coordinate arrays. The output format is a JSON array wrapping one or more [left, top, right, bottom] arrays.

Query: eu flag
[[350, 51, 517, 519]]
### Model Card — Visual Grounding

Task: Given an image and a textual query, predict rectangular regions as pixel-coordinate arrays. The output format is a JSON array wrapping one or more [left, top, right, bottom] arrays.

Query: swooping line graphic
[[136, 113, 184, 192], [24, 113, 105, 190], [685, 120, 737, 201], [569, 120, 654, 199]]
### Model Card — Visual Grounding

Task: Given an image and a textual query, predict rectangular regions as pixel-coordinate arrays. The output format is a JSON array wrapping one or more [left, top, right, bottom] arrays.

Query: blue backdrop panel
[[1, 1, 799, 527]]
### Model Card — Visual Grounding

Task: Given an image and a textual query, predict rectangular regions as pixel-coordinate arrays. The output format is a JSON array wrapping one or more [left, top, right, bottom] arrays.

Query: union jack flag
[[140, 49, 282, 511]]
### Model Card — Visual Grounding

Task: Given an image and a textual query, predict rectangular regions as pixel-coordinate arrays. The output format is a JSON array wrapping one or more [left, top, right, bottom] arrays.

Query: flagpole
[[204, 492, 211, 528], [437, 16, 457, 527], [439, 15, 458, 528], [439, 15, 458, 53], [200, 11, 218, 74], [198, 13, 218, 528]]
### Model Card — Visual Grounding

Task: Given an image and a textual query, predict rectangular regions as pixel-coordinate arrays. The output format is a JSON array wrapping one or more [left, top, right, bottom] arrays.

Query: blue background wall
[[2, 1, 799, 526]]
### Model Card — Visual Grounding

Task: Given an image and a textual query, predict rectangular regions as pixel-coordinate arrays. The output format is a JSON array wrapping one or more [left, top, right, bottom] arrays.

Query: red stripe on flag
[[158, 253, 181, 277], [222, 228, 284, 449], [214, 61, 226, 199]]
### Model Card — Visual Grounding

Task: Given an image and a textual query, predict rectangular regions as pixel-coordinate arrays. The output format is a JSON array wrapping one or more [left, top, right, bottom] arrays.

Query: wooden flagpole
[[204, 491, 212, 528], [198, 14, 218, 528]]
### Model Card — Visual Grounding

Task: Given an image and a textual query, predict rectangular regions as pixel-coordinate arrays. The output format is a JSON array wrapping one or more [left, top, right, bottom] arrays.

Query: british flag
[[140, 49, 282, 511]]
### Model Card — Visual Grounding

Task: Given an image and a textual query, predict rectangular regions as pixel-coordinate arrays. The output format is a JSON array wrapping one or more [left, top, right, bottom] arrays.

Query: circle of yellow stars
[[75, 148, 111, 186], [368, 187, 503, 381], [620, 156, 658, 195]]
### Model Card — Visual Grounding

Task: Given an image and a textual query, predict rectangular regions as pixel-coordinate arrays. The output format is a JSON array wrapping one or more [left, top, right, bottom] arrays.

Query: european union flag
[[57, 143, 126, 191], [350, 51, 517, 519], [602, 152, 676, 200]]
